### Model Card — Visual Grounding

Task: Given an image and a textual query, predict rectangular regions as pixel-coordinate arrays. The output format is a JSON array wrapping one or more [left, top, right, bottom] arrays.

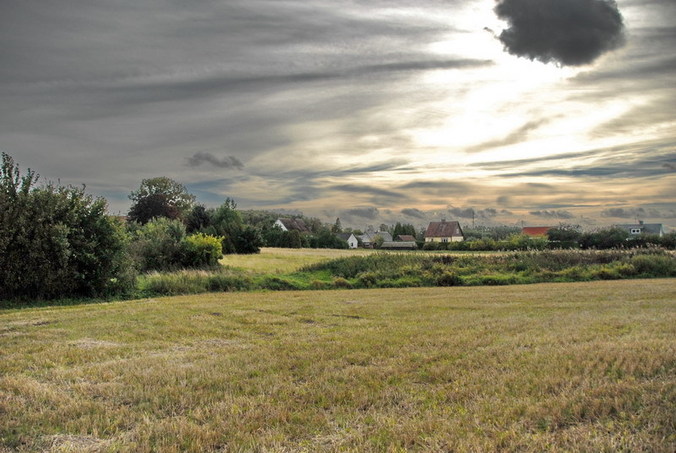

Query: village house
[[395, 234, 417, 242], [274, 218, 310, 233], [521, 226, 552, 237], [336, 232, 359, 249], [615, 221, 665, 237], [359, 230, 393, 248], [424, 220, 464, 242]]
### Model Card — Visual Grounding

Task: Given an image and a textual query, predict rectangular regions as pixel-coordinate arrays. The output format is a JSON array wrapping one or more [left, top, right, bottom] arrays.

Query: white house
[[615, 221, 665, 237], [336, 233, 359, 249]]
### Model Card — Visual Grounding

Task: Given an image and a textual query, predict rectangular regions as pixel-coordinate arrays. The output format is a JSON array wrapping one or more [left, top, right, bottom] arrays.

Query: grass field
[[1, 279, 675, 452], [219, 247, 378, 274]]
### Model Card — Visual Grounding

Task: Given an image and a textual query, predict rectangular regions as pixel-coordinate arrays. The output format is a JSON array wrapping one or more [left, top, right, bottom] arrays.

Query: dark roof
[[425, 221, 463, 238], [336, 233, 356, 241], [522, 226, 552, 237], [615, 223, 664, 235], [360, 231, 393, 243], [396, 235, 416, 242], [277, 218, 310, 233]]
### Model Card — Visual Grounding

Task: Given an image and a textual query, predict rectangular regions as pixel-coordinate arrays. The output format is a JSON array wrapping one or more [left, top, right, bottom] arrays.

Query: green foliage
[[185, 204, 211, 233], [579, 227, 630, 249], [0, 153, 134, 300], [182, 233, 223, 268], [547, 224, 582, 243], [307, 227, 349, 249], [392, 222, 417, 239], [128, 217, 187, 272], [128, 176, 196, 224]]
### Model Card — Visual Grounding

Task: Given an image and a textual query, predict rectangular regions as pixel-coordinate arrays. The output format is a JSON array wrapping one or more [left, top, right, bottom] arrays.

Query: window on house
[[630, 228, 641, 234], [442, 238, 449, 243]]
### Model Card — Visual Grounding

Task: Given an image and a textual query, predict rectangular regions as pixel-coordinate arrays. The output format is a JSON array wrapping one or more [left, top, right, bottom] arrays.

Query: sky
[[1, 0, 675, 231]]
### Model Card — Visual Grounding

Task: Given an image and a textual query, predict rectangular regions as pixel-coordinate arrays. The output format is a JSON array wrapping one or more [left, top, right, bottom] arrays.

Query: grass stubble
[[1, 279, 674, 452]]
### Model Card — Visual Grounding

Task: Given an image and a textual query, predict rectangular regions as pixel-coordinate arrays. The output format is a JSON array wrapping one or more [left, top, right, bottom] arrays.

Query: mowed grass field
[[219, 247, 378, 274], [1, 280, 675, 452]]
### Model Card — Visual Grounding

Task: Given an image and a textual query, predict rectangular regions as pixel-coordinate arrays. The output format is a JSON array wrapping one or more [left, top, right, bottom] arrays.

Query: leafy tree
[[128, 177, 196, 224], [547, 224, 582, 243], [332, 217, 342, 233], [579, 228, 629, 249], [192, 198, 262, 254], [128, 217, 187, 272], [234, 225, 263, 254], [185, 204, 211, 233], [393, 222, 417, 238], [1, 153, 133, 300]]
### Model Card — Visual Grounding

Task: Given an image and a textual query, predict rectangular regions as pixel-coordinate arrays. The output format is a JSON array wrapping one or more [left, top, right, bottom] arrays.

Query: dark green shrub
[[629, 255, 676, 277], [332, 277, 353, 289], [128, 218, 186, 272], [207, 274, 253, 292], [0, 153, 134, 300], [259, 276, 301, 291], [436, 271, 462, 287]]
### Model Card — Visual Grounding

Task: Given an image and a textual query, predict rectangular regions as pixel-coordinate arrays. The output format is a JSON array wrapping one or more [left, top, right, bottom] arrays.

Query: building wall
[[425, 236, 463, 243], [347, 236, 358, 249]]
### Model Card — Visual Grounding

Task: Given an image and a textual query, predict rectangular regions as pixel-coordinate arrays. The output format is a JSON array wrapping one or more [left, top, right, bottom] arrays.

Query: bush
[[0, 153, 134, 300], [436, 271, 462, 287], [181, 233, 223, 268], [128, 218, 187, 272], [332, 277, 353, 289], [629, 255, 676, 277]]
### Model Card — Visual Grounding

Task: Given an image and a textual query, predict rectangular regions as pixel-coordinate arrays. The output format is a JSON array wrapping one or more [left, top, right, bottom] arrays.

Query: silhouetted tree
[[128, 176, 195, 224]]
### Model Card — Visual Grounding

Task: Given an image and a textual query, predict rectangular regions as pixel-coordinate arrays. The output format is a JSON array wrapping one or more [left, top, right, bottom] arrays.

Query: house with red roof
[[521, 226, 552, 237]]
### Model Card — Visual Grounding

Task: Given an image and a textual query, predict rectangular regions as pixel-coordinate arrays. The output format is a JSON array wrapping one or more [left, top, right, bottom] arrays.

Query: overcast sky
[[1, 0, 674, 230]]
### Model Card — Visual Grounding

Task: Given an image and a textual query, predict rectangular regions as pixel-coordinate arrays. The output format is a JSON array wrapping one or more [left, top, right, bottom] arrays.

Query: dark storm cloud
[[448, 206, 501, 219], [601, 207, 676, 219], [494, 0, 626, 66], [343, 207, 380, 220], [401, 208, 427, 219], [530, 210, 575, 219], [186, 152, 244, 169]]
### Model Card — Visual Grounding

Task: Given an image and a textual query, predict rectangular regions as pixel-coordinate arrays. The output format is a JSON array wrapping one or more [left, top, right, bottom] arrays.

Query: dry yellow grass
[[219, 247, 377, 273], [1, 279, 675, 452]]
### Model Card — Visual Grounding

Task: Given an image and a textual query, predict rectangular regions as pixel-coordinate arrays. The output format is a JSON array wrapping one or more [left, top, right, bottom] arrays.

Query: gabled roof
[[277, 218, 310, 233], [522, 226, 552, 237], [615, 223, 664, 235], [396, 235, 416, 242], [425, 221, 463, 238], [336, 233, 356, 241], [361, 231, 392, 243]]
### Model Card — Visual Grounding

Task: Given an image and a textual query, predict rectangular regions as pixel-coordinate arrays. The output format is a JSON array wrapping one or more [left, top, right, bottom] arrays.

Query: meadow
[[135, 247, 676, 298], [1, 279, 674, 452]]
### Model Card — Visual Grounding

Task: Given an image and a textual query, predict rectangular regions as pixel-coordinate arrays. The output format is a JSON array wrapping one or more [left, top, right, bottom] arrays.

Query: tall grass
[[134, 249, 676, 298]]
